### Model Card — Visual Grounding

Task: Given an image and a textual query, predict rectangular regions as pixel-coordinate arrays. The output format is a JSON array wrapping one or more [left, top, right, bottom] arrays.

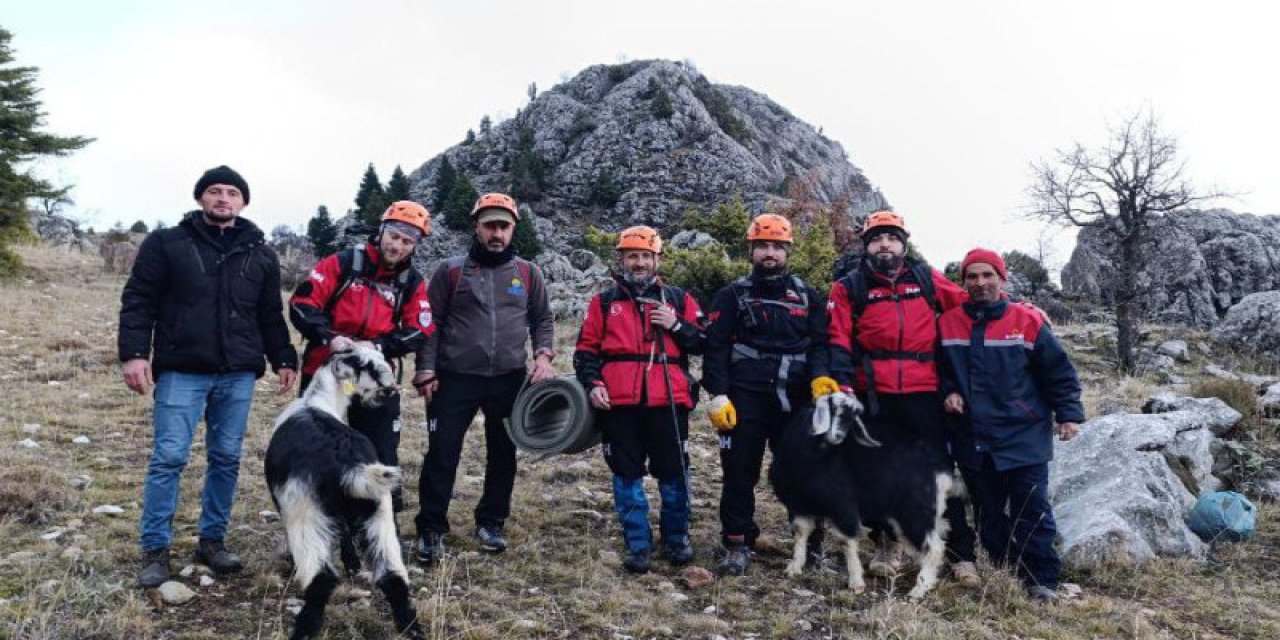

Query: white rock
[[1156, 340, 1191, 363], [1142, 391, 1242, 436], [92, 505, 124, 515], [18, 439, 40, 450], [72, 436, 90, 445], [198, 575, 215, 588], [39, 529, 63, 541], [259, 510, 279, 521], [179, 564, 196, 578], [157, 581, 196, 604], [702, 605, 718, 615], [669, 592, 690, 603], [1050, 413, 1210, 570], [1261, 383, 1280, 418]]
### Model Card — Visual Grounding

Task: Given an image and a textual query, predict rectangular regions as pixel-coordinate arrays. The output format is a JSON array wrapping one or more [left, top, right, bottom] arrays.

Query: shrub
[[587, 168, 622, 208], [680, 194, 750, 260], [663, 245, 747, 307], [1189, 377, 1258, 429], [581, 226, 618, 262], [691, 77, 749, 143]]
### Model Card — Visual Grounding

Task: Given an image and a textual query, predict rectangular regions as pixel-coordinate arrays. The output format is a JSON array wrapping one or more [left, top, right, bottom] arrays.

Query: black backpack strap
[[323, 247, 364, 316], [838, 268, 870, 318], [910, 261, 939, 314]]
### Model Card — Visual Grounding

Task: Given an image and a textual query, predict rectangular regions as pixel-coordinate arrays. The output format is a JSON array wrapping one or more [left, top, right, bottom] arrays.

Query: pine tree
[[0, 27, 92, 277], [353, 163, 387, 225], [129, 220, 148, 233], [512, 213, 543, 259], [479, 115, 492, 136], [433, 157, 457, 212], [385, 165, 410, 202], [442, 174, 479, 231], [306, 205, 339, 257]]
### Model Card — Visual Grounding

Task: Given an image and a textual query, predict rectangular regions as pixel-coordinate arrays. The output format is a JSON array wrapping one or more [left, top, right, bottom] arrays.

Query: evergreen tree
[[353, 163, 387, 225], [479, 115, 492, 136], [306, 205, 339, 257], [442, 174, 479, 231], [129, 220, 148, 233], [433, 157, 457, 212], [512, 214, 542, 259], [0, 27, 92, 278], [385, 165, 410, 202], [463, 129, 476, 145], [509, 124, 546, 201]]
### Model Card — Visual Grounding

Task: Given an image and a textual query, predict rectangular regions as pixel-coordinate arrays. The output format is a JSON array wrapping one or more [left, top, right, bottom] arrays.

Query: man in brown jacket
[[411, 192, 555, 563]]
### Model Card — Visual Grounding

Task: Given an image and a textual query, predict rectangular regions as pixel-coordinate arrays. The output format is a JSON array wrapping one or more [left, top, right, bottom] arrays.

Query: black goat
[[771, 393, 951, 599], [265, 345, 423, 640], [770, 392, 880, 592]]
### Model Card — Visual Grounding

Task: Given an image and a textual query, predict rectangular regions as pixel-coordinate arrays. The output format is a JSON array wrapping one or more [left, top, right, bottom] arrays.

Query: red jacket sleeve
[[827, 280, 857, 386], [573, 295, 607, 387], [931, 267, 968, 311], [288, 254, 344, 344]]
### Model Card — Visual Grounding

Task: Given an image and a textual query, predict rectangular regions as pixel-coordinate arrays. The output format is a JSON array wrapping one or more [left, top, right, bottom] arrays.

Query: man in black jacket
[[119, 165, 297, 588]]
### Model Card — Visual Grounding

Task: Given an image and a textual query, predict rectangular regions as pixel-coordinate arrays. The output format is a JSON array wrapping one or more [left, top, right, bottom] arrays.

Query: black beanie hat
[[193, 165, 250, 204]]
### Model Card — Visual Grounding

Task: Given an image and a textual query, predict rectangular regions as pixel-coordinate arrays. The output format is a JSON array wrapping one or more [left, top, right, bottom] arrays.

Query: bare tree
[[1028, 110, 1221, 371]]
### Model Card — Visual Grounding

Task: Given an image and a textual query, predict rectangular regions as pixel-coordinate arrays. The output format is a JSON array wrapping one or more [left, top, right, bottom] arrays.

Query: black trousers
[[300, 374, 404, 511], [960, 456, 1060, 588], [599, 405, 689, 481], [862, 392, 976, 564], [414, 369, 524, 536], [718, 384, 810, 548]]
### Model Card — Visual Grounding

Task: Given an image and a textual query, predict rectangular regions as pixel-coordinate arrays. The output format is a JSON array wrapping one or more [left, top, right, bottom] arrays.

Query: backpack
[[324, 246, 422, 322], [837, 259, 939, 319], [442, 255, 534, 308], [729, 274, 810, 329]]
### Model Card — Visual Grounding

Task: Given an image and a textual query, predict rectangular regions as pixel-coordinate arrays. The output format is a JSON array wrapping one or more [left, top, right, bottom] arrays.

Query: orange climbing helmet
[[616, 225, 663, 254], [747, 213, 793, 243], [381, 200, 432, 236], [861, 210, 908, 241], [471, 192, 520, 221]]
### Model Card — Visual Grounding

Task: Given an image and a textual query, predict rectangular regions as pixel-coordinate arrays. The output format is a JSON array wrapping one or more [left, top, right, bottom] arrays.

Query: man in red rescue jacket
[[826, 210, 980, 586], [574, 226, 706, 574], [938, 248, 1083, 603], [289, 201, 434, 512]]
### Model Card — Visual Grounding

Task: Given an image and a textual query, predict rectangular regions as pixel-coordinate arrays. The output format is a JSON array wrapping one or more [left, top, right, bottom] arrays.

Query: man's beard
[[752, 262, 786, 278], [870, 253, 903, 274], [623, 270, 655, 288]]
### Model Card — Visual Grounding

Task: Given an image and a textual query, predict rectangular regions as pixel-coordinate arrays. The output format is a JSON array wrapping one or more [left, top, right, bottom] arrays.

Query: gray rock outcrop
[[27, 209, 96, 252], [1062, 209, 1280, 328], [1210, 290, 1280, 362], [1049, 394, 1241, 568], [405, 59, 887, 255]]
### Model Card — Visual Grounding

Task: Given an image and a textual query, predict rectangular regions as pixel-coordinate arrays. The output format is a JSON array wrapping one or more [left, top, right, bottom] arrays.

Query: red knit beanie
[[961, 248, 1007, 279]]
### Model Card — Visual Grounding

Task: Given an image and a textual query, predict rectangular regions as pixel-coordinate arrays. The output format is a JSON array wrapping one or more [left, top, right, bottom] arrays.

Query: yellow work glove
[[811, 376, 840, 401], [708, 394, 737, 432]]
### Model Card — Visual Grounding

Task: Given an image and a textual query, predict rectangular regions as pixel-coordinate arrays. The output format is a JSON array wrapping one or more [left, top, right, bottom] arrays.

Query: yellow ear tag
[[342, 380, 356, 395]]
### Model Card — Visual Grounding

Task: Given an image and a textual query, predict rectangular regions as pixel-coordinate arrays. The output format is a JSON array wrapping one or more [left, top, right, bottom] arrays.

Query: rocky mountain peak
[[406, 59, 886, 255]]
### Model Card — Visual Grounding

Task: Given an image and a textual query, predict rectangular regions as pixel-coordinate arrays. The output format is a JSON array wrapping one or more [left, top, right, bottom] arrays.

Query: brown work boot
[[194, 538, 243, 575], [950, 561, 981, 588]]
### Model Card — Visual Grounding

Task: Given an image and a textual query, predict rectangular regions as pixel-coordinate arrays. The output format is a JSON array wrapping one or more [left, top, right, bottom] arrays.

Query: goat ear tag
[[342, 380, 356, 395]]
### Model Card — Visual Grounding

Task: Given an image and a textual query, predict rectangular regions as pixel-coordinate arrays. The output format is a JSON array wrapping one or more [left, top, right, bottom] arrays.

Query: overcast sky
[[6, 0, 1279, 268]]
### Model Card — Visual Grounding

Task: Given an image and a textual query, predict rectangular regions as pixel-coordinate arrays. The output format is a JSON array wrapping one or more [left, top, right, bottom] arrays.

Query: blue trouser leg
[[658, 476, 690, 545], [140, 372, 212, 552], [197, 372, 256, 541], [1005, 463, 1060, 589], [611, 476, 651, 553]]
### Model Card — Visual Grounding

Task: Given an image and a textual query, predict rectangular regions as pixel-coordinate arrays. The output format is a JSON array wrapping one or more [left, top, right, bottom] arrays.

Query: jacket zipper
[[487, 267, 497, 377]]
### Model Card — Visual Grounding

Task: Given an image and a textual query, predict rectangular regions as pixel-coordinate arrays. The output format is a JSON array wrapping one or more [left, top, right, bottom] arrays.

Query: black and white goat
[[770, 392, 881, 592], [771, 393, 952, 599], [265, 345, 423, 640]]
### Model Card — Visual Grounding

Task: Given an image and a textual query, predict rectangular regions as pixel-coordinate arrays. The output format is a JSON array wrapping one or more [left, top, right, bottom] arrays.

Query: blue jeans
[[139, 371, 257, 552]]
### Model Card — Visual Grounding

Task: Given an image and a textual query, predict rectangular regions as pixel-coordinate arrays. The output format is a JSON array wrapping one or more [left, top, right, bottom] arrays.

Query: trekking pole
[[649, 292, 695, 506]]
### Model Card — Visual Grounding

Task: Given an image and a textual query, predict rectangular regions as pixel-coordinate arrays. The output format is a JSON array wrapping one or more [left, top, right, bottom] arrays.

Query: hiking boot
[[622, 549, 652, 574], [194, 538, 242, 575], [475, 526, 507, 553], [950, 561, 981, 588], [136, 548, 170, 588], [718, 545, 751, 576], [662, 537, 694, 566], [867, 545, 903, 577], [414, 532, 446, 565], [1028, 585, 1061, 604]]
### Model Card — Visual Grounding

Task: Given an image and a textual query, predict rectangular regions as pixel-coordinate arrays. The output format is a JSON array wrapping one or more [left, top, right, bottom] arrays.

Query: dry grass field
[[1, 245, 1278, 639]]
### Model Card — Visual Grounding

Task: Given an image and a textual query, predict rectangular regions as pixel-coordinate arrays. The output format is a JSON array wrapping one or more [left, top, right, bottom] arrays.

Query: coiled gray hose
[[505, 375, 599, 455]]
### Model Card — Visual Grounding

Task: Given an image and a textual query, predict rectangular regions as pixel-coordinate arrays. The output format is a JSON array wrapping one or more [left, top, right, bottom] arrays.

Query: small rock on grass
[[179, 564, 196, 578], [92, 505, 124, 515], [72, 436, 90, 445], [157, 581, 196, 605], [18, 438, 40, 450], [198, 575, 215, 588], [680, 566, 715, 590]]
